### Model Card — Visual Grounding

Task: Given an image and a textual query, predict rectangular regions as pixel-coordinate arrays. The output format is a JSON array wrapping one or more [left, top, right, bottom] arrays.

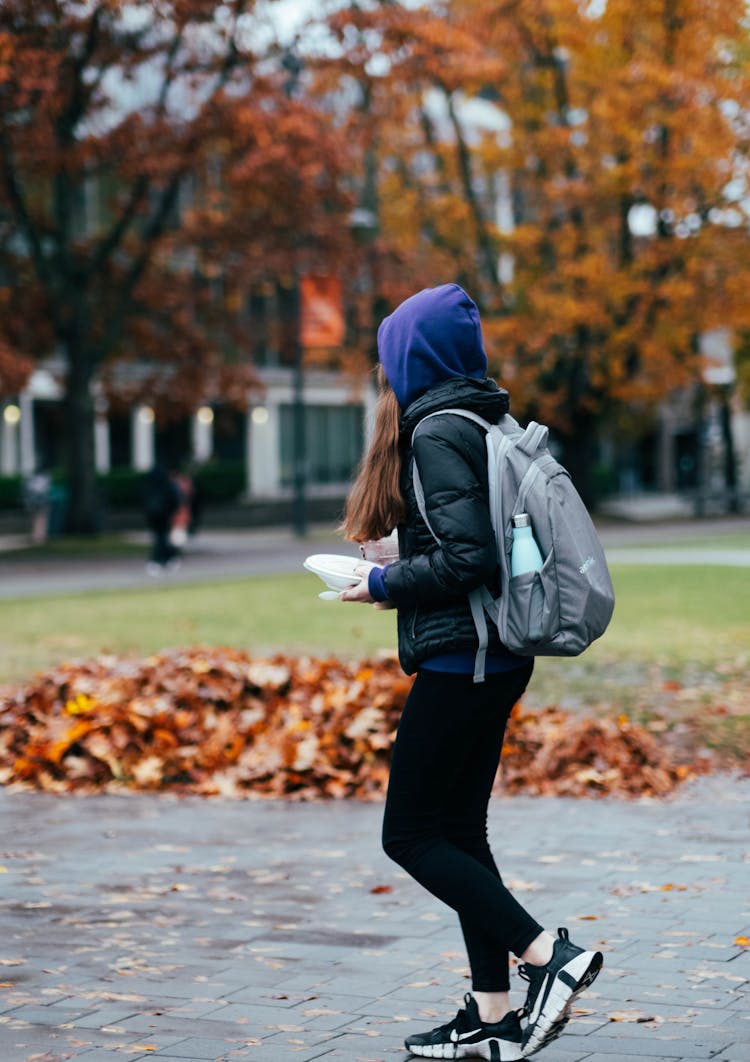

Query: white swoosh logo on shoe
[[528, 973, 550, 1024], [449, 1028, 482, 1042]]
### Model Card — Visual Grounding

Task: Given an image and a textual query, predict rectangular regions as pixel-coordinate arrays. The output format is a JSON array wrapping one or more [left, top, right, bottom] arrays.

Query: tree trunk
[[559, 412, 597, 510], [63, 343, 100, 534]]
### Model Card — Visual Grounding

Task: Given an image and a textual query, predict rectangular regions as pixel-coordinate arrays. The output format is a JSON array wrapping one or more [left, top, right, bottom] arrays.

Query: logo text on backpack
[[579, 556, 596, 575]]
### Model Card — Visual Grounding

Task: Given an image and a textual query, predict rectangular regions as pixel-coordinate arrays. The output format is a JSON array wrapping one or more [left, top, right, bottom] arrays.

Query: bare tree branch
[[89, 22, 188, 278], [0, 132, 57, 317], [98, 2, 250, 361], [57, 4, 106, 143], [419, 106, 452, 197], [442, 87, 501, 300], [90, 175, 150, 275], [155, 25, 188, 118]]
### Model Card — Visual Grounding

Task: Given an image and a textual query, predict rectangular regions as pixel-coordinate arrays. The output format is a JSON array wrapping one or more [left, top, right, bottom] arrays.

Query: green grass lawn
[[0, 572, 396, 684], [606, 532, 749, 550], [0, 564, 747, 685], [593, 564, 749, 664]]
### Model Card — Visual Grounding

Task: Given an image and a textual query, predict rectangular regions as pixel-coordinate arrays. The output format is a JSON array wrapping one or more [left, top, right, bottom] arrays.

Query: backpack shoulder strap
[[410, 408, 493, 539], [411, 461, 439, 543]]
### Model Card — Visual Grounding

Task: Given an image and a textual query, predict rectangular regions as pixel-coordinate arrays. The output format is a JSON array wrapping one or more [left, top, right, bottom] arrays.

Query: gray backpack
[[412, 409, 615, 682]]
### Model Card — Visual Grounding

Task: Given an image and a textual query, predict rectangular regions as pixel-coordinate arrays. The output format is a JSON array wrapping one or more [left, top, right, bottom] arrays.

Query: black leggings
[[381, 664, 542, 992]]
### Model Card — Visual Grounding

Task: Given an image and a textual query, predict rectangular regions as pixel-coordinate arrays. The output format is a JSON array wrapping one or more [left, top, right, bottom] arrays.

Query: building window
[[279, 403, 364, 487], [33, 399, 66, 471], [155, 417, 191, 469], [213, 405, 246, 462], [109, 414, 133, 468]]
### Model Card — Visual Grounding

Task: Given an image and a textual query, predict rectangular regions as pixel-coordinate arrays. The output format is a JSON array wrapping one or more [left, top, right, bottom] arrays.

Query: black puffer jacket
[[382, 377, 510, 674]]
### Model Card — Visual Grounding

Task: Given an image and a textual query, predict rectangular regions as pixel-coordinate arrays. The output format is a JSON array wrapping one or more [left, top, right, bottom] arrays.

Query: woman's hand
[[340, 577, 375, 603], [341, 564, 395, 608]]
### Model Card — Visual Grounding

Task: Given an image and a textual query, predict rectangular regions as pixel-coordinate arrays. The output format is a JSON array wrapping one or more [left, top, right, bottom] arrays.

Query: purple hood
[[377, 284, 488, 410]]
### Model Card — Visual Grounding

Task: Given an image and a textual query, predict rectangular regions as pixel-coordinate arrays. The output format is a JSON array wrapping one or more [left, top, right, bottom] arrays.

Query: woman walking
[[341, 284, 602, 1060]]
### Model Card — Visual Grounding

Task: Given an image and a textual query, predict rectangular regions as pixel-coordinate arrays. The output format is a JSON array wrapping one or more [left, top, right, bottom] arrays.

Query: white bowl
[[303, 553, 374, 592]]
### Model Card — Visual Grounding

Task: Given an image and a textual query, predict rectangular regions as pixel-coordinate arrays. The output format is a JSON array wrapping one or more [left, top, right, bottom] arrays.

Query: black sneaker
[[519, 927, 603, 1057], [404, 992, 524, 1060]]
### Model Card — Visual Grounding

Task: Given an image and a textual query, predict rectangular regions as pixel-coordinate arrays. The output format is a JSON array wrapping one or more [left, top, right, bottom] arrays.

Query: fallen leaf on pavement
[[609, 1009, 658, 1023]]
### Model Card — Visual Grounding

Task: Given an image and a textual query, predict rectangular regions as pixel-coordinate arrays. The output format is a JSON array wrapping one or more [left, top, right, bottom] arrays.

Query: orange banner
[[300, 275, 345, 349]]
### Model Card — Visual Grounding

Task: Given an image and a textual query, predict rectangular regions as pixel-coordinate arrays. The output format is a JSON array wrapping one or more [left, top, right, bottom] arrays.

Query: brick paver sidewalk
[[1, 775, 749, 1062]]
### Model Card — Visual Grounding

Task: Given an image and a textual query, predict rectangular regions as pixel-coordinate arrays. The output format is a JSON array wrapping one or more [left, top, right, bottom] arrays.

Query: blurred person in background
[[143, 463, 180, 575], [167, 466, 195, 570], [23, 467, 52, 545]]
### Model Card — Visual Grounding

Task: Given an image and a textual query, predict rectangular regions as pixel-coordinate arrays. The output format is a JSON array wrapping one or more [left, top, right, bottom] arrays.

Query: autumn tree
[[481, 0, 750, 499], [322, 0, 750, 501], [0, 1, 350, 531], [321, 3, 507, 329]]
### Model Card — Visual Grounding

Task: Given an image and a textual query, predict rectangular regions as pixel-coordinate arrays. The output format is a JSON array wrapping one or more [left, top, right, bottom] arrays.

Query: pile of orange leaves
[[0, 648, 707, 799]]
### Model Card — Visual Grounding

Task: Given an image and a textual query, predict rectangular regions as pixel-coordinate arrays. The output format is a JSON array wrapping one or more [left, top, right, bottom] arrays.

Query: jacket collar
[[399, 377, 510, 437]]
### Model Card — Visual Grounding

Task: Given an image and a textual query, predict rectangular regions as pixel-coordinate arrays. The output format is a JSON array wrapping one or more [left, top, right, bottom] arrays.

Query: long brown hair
[[341, 367, 406, 542]]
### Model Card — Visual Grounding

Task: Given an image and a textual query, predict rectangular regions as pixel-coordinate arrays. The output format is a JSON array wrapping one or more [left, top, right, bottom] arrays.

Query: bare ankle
[[473, 989, 511, 1024], [520, 930, 555, 967]]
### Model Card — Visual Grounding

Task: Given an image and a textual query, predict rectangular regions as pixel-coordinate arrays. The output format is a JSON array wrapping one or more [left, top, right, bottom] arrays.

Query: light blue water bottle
[[510, 513, 544, 575]]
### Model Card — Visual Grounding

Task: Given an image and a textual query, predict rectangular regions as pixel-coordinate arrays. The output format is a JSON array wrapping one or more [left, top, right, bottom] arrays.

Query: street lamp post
[[291, 279, 307, 537], [281, 47, 307, 538]]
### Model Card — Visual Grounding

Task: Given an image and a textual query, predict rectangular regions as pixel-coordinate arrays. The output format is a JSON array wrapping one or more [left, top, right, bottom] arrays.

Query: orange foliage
[[0, 648, 709, 800], [0, 2, 353, 527], [323, 0, 750, 465], [5, 0, 750, 505], [0, 2, 352, 398]]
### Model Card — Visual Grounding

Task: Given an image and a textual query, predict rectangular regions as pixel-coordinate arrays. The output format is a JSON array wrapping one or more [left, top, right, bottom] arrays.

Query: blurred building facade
[[3, 78, 748, 519], [2, 358, 747, 516], [0, 364, 374, 507], [596, 328, 749, 514]]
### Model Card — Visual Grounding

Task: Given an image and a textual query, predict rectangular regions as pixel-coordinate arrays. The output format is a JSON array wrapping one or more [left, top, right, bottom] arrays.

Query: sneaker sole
[[406, 1036, 524, 1060], [522, 949, 603, 1057]]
